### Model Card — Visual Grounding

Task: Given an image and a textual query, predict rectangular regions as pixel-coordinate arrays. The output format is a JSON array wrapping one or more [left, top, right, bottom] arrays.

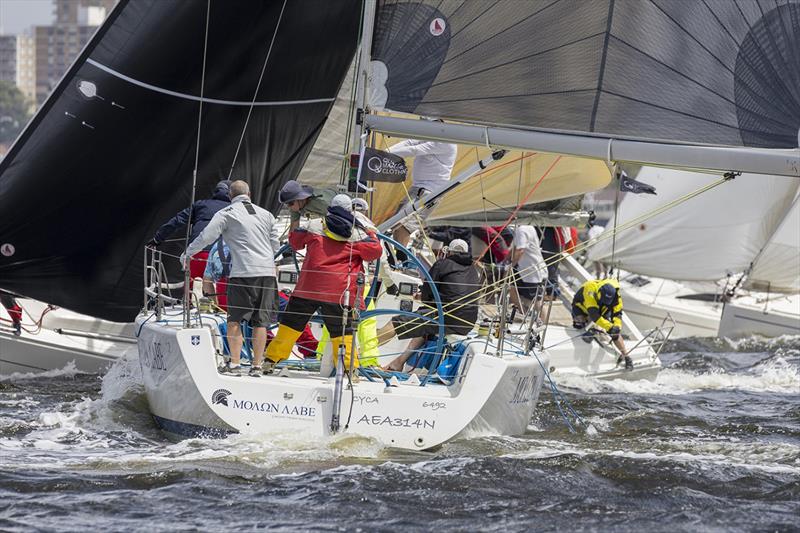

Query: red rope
[[474, 154, 564, 264]]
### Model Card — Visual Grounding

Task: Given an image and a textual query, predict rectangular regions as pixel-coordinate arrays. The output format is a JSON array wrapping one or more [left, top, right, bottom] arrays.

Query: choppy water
[[1, 337, 798, 531]]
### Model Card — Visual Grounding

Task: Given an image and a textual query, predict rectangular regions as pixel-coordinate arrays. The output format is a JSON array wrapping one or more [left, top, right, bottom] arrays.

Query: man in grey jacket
[[184, 180, 280, 377]]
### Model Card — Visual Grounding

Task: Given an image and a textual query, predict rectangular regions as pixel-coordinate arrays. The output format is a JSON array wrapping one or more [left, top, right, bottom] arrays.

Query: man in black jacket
[[377, 239, 483, 371], [148, 180, 231, 282]]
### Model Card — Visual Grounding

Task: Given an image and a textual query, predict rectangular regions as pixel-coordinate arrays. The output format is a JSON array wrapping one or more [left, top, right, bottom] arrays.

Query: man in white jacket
[[184, 180, 280, 377], [388, 138, 457, 250]]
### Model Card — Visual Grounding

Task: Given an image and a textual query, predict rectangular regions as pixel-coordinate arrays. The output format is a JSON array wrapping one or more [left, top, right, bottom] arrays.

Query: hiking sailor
[[183, 180, 280, 377], [387, 135, 458, 254], [571, 278, 633, 370], [377, 239, 483, 372], [264, 194, 383, 374]]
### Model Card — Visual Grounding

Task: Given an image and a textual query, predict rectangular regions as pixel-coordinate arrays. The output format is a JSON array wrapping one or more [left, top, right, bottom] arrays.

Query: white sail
[[587, 167, 799, 281], [747, 194, 800, 293]]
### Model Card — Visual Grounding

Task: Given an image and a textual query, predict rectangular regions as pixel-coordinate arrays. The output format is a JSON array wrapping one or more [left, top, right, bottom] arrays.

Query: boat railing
[[143, 247, 183, 320]]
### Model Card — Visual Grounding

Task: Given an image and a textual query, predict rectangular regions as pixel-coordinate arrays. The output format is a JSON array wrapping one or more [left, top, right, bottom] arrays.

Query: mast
[[364, 113, 800, 179]]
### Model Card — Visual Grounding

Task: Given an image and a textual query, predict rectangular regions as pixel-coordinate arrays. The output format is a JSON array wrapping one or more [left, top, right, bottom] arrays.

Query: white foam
[[557, 356, 799, 395], [0, 360, 81, 382], [502, 437, 800, 475]]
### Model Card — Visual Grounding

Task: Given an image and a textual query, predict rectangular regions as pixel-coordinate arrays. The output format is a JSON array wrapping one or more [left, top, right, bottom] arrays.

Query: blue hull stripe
[[152, 414, 237, 439]]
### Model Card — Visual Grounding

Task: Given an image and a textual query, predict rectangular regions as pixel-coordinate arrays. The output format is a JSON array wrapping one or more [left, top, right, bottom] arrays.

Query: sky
[[0, 0, 53, 35]]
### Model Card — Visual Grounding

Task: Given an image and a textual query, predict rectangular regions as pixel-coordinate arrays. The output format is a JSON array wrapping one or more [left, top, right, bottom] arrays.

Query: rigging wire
[[227, 0, 289, 179], [182, 0, 211, 326]]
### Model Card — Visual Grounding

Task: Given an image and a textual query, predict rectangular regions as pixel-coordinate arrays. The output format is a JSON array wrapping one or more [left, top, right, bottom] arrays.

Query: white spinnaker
[[747, 193, 800, 293], [587, 166, 799, 281]]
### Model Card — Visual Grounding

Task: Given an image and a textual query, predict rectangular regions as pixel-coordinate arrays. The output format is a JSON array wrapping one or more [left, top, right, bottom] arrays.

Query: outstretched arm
[[153, 206, 192, 244]]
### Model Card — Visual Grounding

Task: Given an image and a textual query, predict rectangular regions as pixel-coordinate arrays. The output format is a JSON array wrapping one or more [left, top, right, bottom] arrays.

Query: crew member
[[387, 136, 458, 251], [571, 278, 633, 370], [184, 180, 280, 377], [265, 194, 383, 373], [149, 180, 231, 283], [1, 291, 23, 336], [279, 180, 397, 294], [378, 239, 482, 372]]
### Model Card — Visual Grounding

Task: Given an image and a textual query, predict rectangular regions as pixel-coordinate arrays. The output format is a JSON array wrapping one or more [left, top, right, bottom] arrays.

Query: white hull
[[617, 276, 799, 339], [0, 299, 134, 374], [621, 284, 721, 339], [136, 314, 548, 450], [719, 295, 800, 338], [543, 324, 661, 381]]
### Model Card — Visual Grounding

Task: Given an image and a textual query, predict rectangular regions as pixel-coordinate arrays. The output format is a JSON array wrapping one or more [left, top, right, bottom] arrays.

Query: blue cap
[[599, 283, 616, 305], [279, 180, 313, 204]]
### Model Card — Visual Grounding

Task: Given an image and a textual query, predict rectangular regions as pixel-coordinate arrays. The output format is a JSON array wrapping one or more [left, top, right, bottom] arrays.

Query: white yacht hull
[[542, 324, 661, 381], [136, 315, 548, 450], [719, 296, 800, 338], [621, 289, 721, 339], [0, 299, 134, 375]]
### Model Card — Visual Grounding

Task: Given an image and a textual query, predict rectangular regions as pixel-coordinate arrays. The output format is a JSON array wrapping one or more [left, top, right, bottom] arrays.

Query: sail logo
[[0, 243, 14, 257], [211, 389, 232, 406], [191, 335, 200, 346], [429, 17, 445, 36]]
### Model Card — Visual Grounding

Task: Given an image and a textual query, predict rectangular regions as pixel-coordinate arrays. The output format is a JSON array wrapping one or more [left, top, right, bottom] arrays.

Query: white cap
[[352, 198, 369, 211], [330, 193, 353, 212], [448, 239, 468, 253]]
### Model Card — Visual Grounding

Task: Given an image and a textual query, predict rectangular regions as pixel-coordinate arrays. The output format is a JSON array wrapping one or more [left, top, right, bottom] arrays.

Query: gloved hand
[[280, 242, 293, 259], [386, 284, 399, 296]]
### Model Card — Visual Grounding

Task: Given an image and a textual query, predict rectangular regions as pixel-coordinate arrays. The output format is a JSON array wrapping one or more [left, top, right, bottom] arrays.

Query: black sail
[[0, 0, 360, 322], [371, 0, 800, 149]]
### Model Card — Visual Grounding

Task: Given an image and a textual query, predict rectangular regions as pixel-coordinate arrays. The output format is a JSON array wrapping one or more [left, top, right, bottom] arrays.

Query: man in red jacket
[[264, 194, 382, 373]]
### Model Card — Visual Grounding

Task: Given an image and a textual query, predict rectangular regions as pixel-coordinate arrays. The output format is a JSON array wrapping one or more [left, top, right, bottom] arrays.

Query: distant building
[[15, 32, 35, 106], [24, 0, 116, 106], [0, 35, 15, 84]]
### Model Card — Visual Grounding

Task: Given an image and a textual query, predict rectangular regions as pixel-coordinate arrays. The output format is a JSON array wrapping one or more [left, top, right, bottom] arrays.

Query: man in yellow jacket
[[571, 278, 633, 370]]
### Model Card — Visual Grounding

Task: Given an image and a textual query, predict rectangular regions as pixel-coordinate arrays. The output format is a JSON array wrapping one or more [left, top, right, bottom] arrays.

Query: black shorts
[[392, 313, 439, 340], [392, 310, 480, 339], [226, 276, 278, 327], [516, 277, 545, 300], [280, 296, 353, 336]]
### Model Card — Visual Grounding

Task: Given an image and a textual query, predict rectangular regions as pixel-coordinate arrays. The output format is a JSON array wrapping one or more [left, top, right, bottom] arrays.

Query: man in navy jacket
[[148, 180, 231, 282]]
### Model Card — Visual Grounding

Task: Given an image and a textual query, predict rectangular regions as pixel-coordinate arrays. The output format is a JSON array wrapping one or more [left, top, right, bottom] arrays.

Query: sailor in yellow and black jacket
[[571, 278, 633, 370]]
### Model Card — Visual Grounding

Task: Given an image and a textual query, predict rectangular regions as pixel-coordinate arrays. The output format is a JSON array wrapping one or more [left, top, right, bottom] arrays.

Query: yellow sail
[[369, 140, 611, 226]]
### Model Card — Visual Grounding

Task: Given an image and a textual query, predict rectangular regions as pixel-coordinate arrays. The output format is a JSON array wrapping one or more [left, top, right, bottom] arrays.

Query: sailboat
[[587, 165, 800, 338], [2, 0, 799, 445]]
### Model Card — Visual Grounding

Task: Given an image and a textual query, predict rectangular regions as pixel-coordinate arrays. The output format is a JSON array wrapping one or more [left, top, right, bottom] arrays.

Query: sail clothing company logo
[[191, 335, 200, 346], [0, 243, 14, 257], [366, 155, 405, 176]]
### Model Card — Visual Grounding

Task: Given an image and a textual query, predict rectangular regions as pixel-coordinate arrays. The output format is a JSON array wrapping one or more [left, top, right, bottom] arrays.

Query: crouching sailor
[[571, 278, 633, 370], [264, 194, 383, 374]]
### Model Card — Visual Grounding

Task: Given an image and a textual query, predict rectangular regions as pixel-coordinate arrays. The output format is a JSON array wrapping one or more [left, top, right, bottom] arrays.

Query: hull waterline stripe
[[152, 414, 237, 439], [86, 59, 335, 106]]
